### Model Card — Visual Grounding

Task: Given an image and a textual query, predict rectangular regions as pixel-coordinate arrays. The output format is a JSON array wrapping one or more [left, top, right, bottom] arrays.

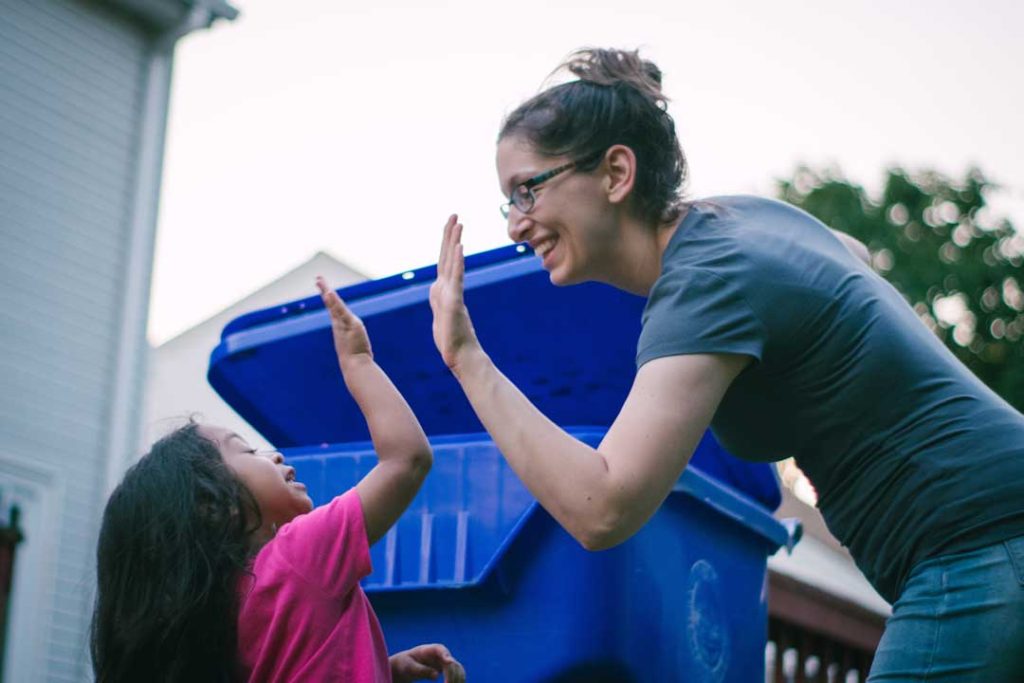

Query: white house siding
[[0, 1, 233, 679]]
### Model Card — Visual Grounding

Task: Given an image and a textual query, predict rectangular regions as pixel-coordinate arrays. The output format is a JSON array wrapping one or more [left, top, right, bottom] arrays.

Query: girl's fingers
[[445, 660, 466, 683], [317, 276, 357, 324], [404, 660, 439, 679], [412, 643, 456, 666]]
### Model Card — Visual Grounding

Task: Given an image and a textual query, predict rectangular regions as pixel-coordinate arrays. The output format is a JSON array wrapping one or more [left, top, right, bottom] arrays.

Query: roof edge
[[102, 0, 238, 33]]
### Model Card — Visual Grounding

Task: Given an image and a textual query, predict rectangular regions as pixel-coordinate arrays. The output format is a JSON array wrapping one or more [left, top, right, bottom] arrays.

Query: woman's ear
[[603, 144, 637, 205]]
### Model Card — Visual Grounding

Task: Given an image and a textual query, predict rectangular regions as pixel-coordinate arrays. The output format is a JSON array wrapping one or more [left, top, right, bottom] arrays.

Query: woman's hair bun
[[502, 45, 687, 226], [560, 48, 667, 106]]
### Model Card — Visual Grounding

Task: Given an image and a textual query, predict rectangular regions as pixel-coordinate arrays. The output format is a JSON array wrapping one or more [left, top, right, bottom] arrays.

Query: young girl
[[91, 277, 465, 683]]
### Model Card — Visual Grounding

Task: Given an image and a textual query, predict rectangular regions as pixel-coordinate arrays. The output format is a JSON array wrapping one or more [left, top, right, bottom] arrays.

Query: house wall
[[0, 0, 232, 678]]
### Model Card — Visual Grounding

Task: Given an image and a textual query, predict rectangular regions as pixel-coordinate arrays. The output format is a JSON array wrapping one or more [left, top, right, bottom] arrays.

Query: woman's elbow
[[574, 509, 632, 552], [577, 532, 617, 552]]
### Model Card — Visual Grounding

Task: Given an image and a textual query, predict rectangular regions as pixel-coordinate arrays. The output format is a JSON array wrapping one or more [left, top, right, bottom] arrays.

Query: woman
[[429, 48, 1024, 679]]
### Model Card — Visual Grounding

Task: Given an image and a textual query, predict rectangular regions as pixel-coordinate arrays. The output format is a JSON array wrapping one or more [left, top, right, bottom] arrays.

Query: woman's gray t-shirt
[[637, 195, 1024, 602]]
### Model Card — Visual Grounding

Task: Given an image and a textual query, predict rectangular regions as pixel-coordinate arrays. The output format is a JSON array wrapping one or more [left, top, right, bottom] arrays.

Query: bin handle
[[778, 517, 803, 554]]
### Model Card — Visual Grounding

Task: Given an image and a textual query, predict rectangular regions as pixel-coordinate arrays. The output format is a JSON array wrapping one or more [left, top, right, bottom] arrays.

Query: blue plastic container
[[209, 243, 791, 680], [286, 431, 788, 682], [208, 243, 781, 510]]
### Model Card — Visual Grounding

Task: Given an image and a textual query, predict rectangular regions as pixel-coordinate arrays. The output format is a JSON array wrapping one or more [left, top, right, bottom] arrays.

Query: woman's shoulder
[[666, 195, 774, 263], [677, 195, 835, 251], [663, 194, 852, 298], [688, 194, 812, 221]]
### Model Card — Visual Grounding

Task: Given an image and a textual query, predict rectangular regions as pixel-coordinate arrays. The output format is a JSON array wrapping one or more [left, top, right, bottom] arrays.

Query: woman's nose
[[507, 209, 532, 244]]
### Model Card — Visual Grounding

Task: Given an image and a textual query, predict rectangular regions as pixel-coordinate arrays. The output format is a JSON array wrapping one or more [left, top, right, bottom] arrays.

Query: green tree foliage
[[777, 167, 1024, 411]]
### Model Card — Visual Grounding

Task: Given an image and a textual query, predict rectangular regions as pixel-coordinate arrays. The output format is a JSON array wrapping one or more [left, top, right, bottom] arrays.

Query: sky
[[148, 0, 1023, 345]]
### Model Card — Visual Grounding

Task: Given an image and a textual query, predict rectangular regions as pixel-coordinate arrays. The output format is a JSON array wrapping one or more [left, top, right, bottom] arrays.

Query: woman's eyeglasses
[[499, 161, 577, 219], [499, 150, 606, 219]]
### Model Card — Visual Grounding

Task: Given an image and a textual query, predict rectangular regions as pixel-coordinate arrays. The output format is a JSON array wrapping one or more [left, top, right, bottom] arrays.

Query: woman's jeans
[[869, 535, 1024, 681]]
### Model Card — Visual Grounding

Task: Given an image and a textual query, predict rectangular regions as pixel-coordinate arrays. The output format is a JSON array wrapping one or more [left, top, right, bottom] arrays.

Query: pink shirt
[[238, 489, 391, 682]]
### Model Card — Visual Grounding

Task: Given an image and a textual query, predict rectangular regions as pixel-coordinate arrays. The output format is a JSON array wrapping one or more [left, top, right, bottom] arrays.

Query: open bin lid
[[208, 243, 781, 509], [209, 244, 646, 447]]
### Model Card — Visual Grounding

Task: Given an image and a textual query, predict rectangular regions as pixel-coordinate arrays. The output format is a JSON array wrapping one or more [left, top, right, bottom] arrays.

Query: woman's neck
[[602, 209, 686, 296]]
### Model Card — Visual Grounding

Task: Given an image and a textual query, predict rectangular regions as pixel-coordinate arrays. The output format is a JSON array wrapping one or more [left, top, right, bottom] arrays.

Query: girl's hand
[[317, 276, 373, 367], [429, 215, 482, 371], [389, 643, 466, 683]]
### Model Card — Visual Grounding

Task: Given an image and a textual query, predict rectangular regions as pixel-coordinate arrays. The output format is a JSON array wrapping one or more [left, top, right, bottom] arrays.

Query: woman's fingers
[[439, 214, 457, 278], [454, 239, 464, 290], [441, 216, 465, 284], [435, 216, 466, 307], [449, 222, 459, 271], [445, 222, 464, 290]]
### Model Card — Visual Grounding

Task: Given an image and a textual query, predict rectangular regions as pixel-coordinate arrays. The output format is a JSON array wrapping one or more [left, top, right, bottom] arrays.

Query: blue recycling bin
[[209, 243, 791, 681]]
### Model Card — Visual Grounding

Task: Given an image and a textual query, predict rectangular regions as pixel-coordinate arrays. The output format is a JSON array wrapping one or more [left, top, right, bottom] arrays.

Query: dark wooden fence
[[766, 570, 886, 682]]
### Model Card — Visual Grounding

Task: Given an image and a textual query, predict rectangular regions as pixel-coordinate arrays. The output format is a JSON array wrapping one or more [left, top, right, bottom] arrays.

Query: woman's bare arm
[[429, 218, 747, 549]]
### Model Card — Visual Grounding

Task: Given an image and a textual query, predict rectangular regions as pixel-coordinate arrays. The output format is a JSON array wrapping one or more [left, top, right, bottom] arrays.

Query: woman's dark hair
[[91, 421, 261, 682], [500, 47, 688, 225]]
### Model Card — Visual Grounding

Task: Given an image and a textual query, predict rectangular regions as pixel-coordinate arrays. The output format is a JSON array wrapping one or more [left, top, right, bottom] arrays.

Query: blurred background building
[[141, 251, 364, 449]]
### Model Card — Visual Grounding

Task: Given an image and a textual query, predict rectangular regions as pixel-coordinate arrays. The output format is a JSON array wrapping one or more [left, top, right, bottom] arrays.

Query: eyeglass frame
[[499, 150, 605, 219]]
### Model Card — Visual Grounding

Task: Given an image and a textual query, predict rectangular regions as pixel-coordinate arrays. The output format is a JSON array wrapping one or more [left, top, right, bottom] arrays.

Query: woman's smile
[[531, 236, 559, 263]]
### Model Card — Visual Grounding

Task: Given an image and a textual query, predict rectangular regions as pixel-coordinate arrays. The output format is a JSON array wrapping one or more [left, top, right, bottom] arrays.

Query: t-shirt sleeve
[[636, 266, 766, 368], [268, 488, 372, 598]]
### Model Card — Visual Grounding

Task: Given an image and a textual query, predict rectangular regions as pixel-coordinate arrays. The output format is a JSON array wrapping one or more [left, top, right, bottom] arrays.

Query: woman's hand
[[317, 276, 373, 369], [390, 643, 466, 683], [430, 215, 482, 371]]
